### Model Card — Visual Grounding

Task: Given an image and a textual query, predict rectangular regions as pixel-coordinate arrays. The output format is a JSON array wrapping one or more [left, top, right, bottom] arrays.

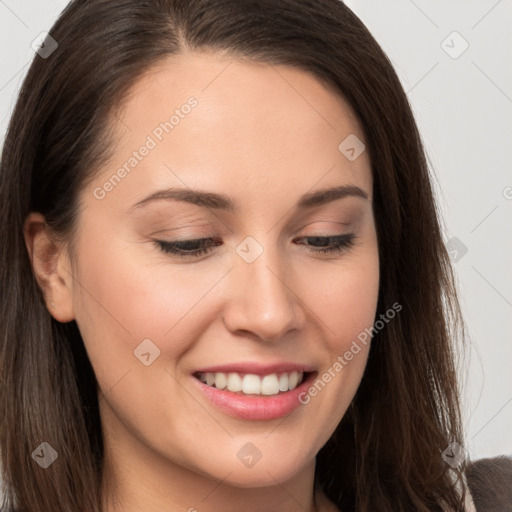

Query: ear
[[23, 212, 75, 323]]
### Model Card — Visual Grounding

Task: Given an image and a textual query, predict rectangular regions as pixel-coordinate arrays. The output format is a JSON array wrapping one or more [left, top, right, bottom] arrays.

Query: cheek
[[301, 250, 379, 422], [333, 267, 380, 344], [305, 248, 380, 348], [70, 232, 222, 392]]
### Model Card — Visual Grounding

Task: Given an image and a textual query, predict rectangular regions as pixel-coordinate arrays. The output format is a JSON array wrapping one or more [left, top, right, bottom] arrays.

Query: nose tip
[[223, 245, 305, 342]]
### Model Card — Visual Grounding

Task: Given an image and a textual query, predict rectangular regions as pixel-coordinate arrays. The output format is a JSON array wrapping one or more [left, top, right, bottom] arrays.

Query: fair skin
[[24, 52, 379, 512]]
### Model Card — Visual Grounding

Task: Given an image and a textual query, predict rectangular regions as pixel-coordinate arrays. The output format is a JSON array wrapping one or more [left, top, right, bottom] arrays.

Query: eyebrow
[[129, 184, 368, 213]]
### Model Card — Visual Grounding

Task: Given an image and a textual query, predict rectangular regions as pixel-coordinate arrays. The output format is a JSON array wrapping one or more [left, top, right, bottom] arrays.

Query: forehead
[[91, 51, 372, 214]]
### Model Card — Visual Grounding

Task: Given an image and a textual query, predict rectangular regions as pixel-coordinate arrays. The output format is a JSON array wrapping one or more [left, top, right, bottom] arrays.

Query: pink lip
[[193, 361, 315, 376], [191, 370, 317, 421]]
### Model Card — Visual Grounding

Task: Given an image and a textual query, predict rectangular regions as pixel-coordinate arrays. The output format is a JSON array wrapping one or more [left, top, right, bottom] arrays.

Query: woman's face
[[61, 52, 379, 488]]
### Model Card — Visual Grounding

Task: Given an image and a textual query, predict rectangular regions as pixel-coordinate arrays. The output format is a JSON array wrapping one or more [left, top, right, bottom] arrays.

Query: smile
[[194, 371, 305, 396], [191, 364, 317, 421]]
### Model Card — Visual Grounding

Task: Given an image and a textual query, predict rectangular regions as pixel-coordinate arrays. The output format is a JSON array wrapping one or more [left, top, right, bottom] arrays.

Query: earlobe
[[23, 212, 76, 323]]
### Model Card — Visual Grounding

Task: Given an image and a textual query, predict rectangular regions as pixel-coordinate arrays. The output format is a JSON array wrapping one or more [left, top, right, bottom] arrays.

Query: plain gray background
[[0, 0, 510, 473]]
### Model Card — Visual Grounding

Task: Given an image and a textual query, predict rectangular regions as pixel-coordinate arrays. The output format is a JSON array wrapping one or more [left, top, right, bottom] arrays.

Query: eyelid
[[148, 223, 218, 237], [150, 219, 352, 238], [293, 219, 353, 236]]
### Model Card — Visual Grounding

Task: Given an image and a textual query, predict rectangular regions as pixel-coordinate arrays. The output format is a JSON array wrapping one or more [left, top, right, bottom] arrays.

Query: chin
[[216, 465, 302, 489], [197, 449, 313, 488]]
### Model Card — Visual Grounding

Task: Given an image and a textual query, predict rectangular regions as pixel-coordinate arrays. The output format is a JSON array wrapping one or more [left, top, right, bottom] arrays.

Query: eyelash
[[153, 234, 357, 259]]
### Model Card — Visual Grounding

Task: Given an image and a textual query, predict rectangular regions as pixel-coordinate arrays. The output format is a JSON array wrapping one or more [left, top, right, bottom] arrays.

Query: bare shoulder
[[465, 455, 512, 511]]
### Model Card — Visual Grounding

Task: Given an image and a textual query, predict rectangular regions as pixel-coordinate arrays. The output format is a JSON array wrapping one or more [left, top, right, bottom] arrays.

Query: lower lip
[[192, 372, 317, 421]]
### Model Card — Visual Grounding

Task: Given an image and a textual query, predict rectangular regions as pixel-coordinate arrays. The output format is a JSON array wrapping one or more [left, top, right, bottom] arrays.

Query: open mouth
[[193, 370, 313, 397], [192, 368, 318, 420]]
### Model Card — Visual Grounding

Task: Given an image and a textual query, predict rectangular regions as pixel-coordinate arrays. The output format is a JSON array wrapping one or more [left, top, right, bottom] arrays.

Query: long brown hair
[[0, 1, 471, 510]]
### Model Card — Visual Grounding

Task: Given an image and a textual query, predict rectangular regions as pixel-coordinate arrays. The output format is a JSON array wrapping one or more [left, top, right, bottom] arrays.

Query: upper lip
[[193, 362, 315, 376]]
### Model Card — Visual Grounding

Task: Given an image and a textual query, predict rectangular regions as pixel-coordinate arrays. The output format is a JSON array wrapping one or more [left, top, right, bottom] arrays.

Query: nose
[[222, 239, 305, 342]]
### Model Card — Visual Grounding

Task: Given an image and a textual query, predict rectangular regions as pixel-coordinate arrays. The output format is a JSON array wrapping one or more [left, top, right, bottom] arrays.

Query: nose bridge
[[225, 234, 303, 341]]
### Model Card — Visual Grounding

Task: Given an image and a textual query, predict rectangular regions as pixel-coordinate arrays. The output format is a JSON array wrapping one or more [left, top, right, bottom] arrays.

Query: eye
[[154, 233, 357, 260], [154, 237, 223, 259], [294, 233, 357, 255]]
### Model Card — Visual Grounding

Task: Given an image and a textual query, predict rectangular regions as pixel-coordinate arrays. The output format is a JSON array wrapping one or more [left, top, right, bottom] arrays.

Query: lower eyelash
[[154, 233, 357, 258]]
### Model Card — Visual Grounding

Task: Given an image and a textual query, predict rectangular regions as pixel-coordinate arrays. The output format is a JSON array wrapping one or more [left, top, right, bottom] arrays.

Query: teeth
[[278, 373, 289, 392], [261, 374, 279, 395], [214, 372, 226, 390], [243, 374, 261, 394], [197, 371, 305, 395], [226, 373, 243, 392]]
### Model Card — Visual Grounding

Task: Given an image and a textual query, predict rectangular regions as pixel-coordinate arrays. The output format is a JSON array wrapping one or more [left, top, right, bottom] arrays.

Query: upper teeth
[[197, 371, 304, 395]]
